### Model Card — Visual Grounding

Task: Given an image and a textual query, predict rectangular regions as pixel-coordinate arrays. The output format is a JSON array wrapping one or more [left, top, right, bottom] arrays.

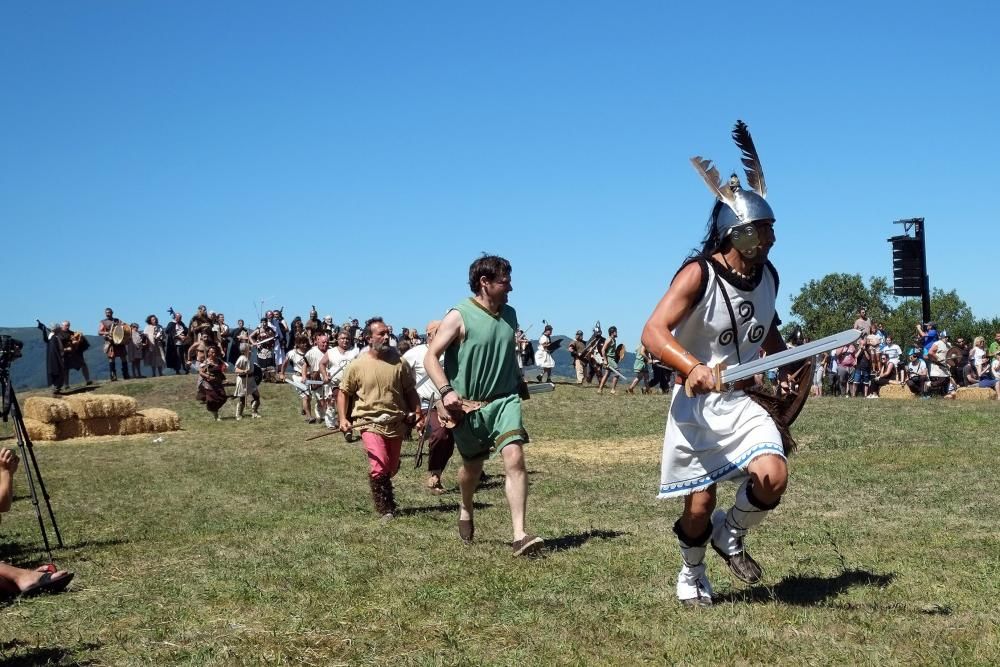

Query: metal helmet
[[691, 120, 775, 258]]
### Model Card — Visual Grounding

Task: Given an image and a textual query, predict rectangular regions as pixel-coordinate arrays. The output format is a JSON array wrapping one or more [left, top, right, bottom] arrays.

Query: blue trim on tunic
[[657, 442, 784, 497]]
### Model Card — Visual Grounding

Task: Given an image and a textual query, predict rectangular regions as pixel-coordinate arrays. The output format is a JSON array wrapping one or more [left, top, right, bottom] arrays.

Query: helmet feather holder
[[690, 120, 775, 259]]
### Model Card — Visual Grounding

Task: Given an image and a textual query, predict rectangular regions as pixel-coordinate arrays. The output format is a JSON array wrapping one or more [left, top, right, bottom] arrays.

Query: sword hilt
[[683, 362, 728, 397]]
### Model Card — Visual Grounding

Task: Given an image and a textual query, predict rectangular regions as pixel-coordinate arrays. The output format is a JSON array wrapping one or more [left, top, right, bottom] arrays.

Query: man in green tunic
[[425, 255, 544, 556]]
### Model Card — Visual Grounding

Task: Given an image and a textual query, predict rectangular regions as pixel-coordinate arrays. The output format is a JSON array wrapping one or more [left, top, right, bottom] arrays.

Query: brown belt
[[675, 376, 756, 392]]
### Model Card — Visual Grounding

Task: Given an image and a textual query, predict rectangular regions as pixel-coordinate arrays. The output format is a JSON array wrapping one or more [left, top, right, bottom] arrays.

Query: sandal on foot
[[19, 571, 74, 598]]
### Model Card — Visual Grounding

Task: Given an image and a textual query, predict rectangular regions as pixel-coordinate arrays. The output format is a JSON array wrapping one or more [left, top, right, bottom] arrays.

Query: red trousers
[[361, 431, 403, 479]]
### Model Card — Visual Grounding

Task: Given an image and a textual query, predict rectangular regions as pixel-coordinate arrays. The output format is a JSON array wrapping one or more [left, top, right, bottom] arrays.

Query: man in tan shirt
[[338, 317, 423, 519]]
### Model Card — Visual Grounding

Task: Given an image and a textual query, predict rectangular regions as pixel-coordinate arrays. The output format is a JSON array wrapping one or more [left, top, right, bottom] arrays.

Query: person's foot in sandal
[[511, 534, 544, 557], [15, 567, 74, 598]]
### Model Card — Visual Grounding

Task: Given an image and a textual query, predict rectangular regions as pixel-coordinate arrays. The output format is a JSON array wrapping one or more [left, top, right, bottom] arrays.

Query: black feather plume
[[731, 120, 766, 198]]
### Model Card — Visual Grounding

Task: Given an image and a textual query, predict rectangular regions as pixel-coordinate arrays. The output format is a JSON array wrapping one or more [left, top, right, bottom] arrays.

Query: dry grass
[[21, 396, 76, 423], [533, 436, 660, 465], [62, 393, 138, 419]]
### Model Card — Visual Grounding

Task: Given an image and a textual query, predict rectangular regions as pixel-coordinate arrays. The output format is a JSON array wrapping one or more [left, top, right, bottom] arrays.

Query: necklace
[[722, 255, 754, 281]]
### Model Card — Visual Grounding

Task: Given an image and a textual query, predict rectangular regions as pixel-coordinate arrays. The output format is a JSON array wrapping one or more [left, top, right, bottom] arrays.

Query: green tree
[[786, 273, 893, 339], [882, 289, 975, 347]]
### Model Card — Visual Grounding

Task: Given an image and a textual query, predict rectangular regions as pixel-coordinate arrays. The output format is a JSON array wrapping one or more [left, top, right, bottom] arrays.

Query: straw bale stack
[[22, 397, 76, 424], [879, 384, 915, 400], [954, 387, 996, 401], [138, 408, 181, 432], [63, 394, 138, 419], [20, 393, 180, 441]]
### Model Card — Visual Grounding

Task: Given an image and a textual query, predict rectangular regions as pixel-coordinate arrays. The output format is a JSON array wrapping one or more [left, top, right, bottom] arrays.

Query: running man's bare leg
[[458, 457, 485, 522], [501, 443, 529, 541]]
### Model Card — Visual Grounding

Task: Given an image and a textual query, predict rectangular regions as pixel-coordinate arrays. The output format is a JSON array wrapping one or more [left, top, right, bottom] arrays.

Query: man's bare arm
[[641, 261, 715, 394], [425, 309, 464, 408]]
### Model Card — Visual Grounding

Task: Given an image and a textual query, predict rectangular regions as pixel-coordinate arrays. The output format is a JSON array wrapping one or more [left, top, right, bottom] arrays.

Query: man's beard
[[371, 340, 387, 354]]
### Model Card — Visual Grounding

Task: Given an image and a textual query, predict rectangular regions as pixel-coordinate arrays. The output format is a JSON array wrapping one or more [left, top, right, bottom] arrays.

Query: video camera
[[0, 335, 23, 368]]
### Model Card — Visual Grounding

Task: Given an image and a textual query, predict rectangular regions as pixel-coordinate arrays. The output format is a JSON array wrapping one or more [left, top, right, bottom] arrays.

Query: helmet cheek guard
[[730, 223, 760, 259]]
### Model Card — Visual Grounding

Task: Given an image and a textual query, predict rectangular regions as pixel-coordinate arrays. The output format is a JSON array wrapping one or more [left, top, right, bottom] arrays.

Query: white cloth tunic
[[534, 334, 555, 369], [233, 355, 257, 397], [658, 259, 784, 499]]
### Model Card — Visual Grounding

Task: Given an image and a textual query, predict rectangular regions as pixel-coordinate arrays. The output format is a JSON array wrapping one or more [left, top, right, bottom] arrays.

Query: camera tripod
[[0, 366, 63, 561]]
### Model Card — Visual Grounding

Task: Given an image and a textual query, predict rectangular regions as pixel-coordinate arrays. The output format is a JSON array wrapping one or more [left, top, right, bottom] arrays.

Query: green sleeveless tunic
[[444, 298, 521, 401]]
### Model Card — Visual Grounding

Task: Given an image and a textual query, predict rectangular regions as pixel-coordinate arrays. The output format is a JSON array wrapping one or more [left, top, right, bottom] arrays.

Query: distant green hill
[[0, 327, 110, 390]]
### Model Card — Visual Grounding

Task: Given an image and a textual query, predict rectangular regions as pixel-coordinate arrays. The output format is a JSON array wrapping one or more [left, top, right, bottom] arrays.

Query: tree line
[[782, 273, 1000, 346]]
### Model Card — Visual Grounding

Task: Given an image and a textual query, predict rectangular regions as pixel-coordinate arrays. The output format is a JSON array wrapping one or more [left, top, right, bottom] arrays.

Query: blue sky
[[2, 2, 996, 345]]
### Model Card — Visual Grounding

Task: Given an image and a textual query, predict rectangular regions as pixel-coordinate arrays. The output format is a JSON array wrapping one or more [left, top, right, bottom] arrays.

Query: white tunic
[[233, 355, 257, 397], [535, 334, 555, 369], [658, 259, 784, 499]]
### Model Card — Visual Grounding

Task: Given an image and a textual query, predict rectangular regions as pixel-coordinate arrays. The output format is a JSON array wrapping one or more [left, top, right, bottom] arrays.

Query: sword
[[304, 412, 414, 441], [686, 328, 861, 396]]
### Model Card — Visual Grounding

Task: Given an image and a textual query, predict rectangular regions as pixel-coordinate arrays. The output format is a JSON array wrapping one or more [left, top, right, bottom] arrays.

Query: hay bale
[[22, 397, 76, 424], [64, 394, 138, 419], [24, 417, 60, 441], [955, 387, 996, 401], [75, 417, 124, 437], [879, 383, 916, 400], [137, 408, 181, 433]]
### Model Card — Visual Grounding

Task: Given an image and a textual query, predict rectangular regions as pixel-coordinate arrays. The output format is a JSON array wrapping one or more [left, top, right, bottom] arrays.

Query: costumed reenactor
[[515, 328, 531, 379], [304, 307, 322, 342], [57, 320, 91, 388], [626, 343, 650, 394], [567, 330, 587, 385], [598, 326, 621, 394], [280, 334, 313, 421], [227, 319, 248, 365], [165, 311, 190, 375], [584, 324, 605, 384], [535, 324, 556, 383], [196, 344, 228, 421], [233, 343, 262, 420], [289, 319, 306, 348], [216, 313, 231, 360], [641, 121, 806, 606], [39, 322, 65, 395], [98, 308, 131, 381], [128, 322, 146, 379], [403, 320, 453, 495], [325, 328, 360, 428], [337, 318, 423, 520], [304, 333, 334, 428], [143, 315, 166, 377], [424, 255, 544, 556], [188, 305, 213, 340], [186, 331, 214, 369], [250, 317, 277, 374]]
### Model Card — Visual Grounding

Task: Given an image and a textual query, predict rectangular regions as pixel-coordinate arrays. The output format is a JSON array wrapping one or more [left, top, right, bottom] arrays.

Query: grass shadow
[[715, 568, 895, 606], [397, 501, 492, 516], [0, 639, 100, 665], [544, 528, 628, 553], [0, 537, 132, 564]]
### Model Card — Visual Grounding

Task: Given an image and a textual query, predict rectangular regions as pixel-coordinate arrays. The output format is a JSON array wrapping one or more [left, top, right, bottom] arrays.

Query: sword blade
[[720, 329, 861, 385]]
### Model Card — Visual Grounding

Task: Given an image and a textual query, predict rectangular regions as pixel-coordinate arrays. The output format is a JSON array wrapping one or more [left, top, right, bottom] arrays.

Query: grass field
[[0, 374, 997, 665]]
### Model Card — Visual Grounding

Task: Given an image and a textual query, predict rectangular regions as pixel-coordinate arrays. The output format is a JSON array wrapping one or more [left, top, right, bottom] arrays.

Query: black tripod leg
[[11, 394, 63, 553]]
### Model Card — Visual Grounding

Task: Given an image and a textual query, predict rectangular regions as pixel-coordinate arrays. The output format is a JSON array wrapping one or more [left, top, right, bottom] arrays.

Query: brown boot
[[369, 474, 397, 519]]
